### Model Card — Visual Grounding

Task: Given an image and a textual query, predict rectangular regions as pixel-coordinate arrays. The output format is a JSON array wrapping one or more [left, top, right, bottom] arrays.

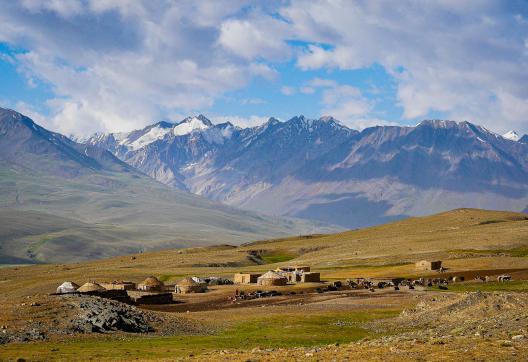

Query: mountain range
[[85, 115, 528, 228], [0, 108, 325, 264]]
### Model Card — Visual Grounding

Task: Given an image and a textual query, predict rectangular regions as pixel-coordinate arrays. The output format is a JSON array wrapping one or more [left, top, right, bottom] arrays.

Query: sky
[[0, 0, 527, 136]]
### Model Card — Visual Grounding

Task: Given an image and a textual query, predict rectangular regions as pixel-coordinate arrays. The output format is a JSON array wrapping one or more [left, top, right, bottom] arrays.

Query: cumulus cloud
[[218, 16, 290, 61], [282, 0, 528, 133], [240, 98, 266, 105], [0, 1, 281, 135], [280, 86, 296, 96], [320, 85, 373, 124], [300, 86, 315, 94], [0, 0, 527, 135]]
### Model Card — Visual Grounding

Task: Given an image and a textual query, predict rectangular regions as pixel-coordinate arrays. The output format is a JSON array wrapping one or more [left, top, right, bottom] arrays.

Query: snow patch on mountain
[[502, 130, 520, 141], [113, 132, 129, 143], [173, 117, 210, 136], [126, 125, 172, 150]]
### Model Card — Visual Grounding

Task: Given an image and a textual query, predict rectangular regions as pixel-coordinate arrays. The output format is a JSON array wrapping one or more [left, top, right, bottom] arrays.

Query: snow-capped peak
[[502, 130, 520, 141], [173, 116, 211, 136], [319, 115, 336, 123], [126, 125, 172, 150]]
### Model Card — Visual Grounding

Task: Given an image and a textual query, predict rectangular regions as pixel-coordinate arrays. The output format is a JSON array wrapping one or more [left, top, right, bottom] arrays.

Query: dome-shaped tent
[[56, 281, 80, 294], [257, 271, 288, 286], [137, 276, 165, 292], [175, 277, 207, 294], [77, 282, 105, 293]]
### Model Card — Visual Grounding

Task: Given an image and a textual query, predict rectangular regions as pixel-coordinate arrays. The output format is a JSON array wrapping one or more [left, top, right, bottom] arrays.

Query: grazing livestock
[[497, 275, 512, 282]]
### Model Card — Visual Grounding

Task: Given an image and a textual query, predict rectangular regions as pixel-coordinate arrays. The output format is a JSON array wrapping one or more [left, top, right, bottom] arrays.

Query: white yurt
[[56, 281, 80, 294]]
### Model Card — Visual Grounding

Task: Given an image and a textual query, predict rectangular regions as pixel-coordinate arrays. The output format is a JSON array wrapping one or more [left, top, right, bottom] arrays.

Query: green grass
[[503, 247, 528, 257], [0, 310, 398, 360], [429, 281, 528, 293], [317, 262, 409, 271], [261, 254, 296, 264], [449, 247, 528, 257]]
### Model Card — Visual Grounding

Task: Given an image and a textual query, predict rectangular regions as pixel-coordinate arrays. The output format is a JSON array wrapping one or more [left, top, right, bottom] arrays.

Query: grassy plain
[[0, 309, 400, 361], [1, 208, 528, 360]]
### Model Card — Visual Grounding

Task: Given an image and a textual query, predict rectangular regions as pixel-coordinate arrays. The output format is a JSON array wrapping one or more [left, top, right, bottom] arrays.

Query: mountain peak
[[173, 115, 212, 136], [262, 117, 281, 127], [0, 107, 35, 129], [502, 130, 520, 141], [319, 115, 336, 123], [196, 114, 213, 127], [154, 120, 175, 129], [418, 119, 460, 128]]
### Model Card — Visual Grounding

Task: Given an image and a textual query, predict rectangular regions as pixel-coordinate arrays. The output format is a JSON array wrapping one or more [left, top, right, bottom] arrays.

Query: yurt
[[257, 271, 288, 286], [56, 281, 80, 294], [137, 276, 165, 292], [175, 277, 207, 294], [77, 282, 105, 294]]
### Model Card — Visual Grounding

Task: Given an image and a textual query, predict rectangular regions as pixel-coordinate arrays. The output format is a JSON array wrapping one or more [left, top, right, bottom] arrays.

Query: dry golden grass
[[1, 208, 528, 361], [1, 208, 527, 301]]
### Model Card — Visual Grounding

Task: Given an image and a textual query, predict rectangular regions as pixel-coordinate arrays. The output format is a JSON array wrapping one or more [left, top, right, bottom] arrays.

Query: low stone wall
[[127, 291, 174, 305]]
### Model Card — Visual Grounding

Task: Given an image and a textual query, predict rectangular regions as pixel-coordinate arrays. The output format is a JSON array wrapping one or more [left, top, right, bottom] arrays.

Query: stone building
[[100, 281, 136, 291], [234, 273, 261, 284], [415, 260, 442, 271], [300, 272, 321, 283]]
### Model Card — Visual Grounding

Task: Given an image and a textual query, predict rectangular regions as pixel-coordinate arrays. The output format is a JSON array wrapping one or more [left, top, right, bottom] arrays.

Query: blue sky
[[0, 1, 527, 136]]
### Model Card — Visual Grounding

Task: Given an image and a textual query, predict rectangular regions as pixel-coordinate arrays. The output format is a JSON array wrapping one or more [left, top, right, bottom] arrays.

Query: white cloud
[[0, 1, 527, 135], [218, 16, 290, 61], [300, 86, 315, 94], [339, 118, 399, 131], [282, 0, 528, 133], [319, 84, 377, 128], [240, 98, 266, 105], [13, 101, 48, 128], [212, 115, 270, 128], [248, 62, 278, 80], [20, 0, 84, 18], [0, 2, 281, 136], [308, 78, 338, 88], [281, 86, 296, 96]]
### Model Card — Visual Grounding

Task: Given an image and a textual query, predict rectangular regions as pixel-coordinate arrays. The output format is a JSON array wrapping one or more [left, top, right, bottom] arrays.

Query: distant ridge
[[0, 107, 328, 264], [86, 115, 528, 228]]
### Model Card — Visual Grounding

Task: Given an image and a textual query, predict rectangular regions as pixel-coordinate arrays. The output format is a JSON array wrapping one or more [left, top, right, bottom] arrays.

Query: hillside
[[1, 208, 528, 361], [0, 108, 326, 264], [2, 208, 527, 299], [87, 115, 528, 228]]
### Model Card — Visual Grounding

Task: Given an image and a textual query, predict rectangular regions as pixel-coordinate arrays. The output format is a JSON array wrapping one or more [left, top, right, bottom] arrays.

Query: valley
[[1, 208, 528, 360], [1, 3, 527, 361], [0, 108, 328, 264]]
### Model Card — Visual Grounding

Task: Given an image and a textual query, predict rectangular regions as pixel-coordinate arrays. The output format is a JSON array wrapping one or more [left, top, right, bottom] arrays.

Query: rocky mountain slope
[[0, 108, 324, 263], [87, 115, 528, 228]]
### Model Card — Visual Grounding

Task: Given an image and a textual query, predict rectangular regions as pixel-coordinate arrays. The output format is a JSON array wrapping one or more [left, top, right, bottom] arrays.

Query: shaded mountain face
[[520, 134, 528, 144], [0, 108, 134, 177], [88, 115, 355, 190], [88, 116, 528, 229], [0, 108, 325, 263]]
